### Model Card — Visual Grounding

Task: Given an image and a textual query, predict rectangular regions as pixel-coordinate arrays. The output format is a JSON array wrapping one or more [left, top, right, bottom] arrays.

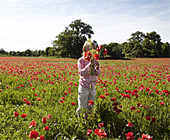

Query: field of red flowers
[[0, 57, 169, 140]]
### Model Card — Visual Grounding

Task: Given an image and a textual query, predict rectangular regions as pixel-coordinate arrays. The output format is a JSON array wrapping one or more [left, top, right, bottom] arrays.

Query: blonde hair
[[82, 40, 96, 54]]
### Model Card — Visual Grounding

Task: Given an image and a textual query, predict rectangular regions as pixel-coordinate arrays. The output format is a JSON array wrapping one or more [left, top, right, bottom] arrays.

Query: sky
[[0, 0, 169, 52]]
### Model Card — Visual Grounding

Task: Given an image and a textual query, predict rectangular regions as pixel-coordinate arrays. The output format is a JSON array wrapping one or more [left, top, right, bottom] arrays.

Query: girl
[[76, 40, 101, 119]]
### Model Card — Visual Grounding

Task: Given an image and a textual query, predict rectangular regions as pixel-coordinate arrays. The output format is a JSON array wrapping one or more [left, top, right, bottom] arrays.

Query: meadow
[[0, 57, 169, 140]]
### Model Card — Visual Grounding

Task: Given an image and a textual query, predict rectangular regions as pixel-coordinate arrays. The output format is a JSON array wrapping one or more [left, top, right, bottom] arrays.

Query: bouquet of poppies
[[84, 39, 107, 76]]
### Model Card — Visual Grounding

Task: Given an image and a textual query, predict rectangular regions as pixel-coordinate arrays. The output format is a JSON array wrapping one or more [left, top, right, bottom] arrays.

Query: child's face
[[86, 45, 96, 52]]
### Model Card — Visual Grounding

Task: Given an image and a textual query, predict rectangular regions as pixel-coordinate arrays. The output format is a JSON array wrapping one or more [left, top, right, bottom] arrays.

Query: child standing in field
[[76, 40, 101, 119]]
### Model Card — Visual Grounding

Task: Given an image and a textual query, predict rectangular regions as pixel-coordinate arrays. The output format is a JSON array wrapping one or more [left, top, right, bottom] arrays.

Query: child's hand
[[94, 60, 100, 70]]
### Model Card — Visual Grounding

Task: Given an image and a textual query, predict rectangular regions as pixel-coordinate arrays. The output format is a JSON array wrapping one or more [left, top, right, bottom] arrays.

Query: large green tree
[[145, 31, 162, 57], [123, 31, 145, 57], [53, 19, 94, 58]]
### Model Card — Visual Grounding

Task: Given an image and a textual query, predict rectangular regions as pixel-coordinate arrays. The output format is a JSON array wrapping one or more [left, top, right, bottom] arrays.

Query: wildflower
[[98, 123, 104, 128], [37, 98, 42, 101], [20, 114, 27, 118], [25, 101, 31, 106], [28, 130, 39, 139], [151, 117, 156, 122], [40, 135, 45, 140], [23, 98, 27, 102], [138, 134, 153, 140], [29, 120, 37, 128], [125, 132, 134, 140], [104, 92, 109, 96], [93, 53, 99, 60], [111, 97, 116, 101], [126, 122, 134, 127], [99, 95, 105, 99], [84, 51, 92, 61], [47, 115, 52, 119], [160, 102, 165, 105], [42, 117, 47, 124], [103, 48, 107, 55], [71, 102, 76, 106], [14, 111, 19, 117], [130, 106, 136, 111], [61, 97, 65, 100], [145, 116, 151, 120], [87, 129, 93, 135], [44, 126, 50, 130], [94, 128, 107, 138], [59, 100, 64, 104], [88, 100, 94, 105]]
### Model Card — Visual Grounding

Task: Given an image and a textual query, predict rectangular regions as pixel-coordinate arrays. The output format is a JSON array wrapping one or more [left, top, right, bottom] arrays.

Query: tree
[[145, 31, 162, 57], [161, 42, 170, 58], [53, 19, 94, 58], [128, 31, 145, 45], [126, 31, 145, 57]]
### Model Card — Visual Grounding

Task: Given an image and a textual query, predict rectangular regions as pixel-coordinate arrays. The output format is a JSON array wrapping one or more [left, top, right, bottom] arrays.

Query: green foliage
[[0, 57, 170, 139], [53, 19, 94, 58]]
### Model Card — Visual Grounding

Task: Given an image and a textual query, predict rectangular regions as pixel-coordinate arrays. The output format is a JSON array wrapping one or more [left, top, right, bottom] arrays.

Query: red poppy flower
[[99, 95, 105, 99], [88, 100, 94, 105], [97, 45, 103, 52], [14, 111, 19, 117], [44, 126, 50, 130], [145, 116, 151, 120], [59, 100, 64, 104], [29, 120, 37, 128], [125, 132, 134, 140], [23, 98, 27, 102], [34, 94, 38, 96], [40, 135, 45, 140], [151, 117, 156, 122], [160, 102, 165, 105], [37, 98, 42, 101], [71, 102, 76, 106], [84, 51, 92, 61], [61, 97, 66, 100], [20, 114, 27, 118], [47, 115, 52, 119], [42, 117, 47, 124], [113, 102, 118, 106], [104, 92, 109, 96], [0, 89, 2, 92], [28, 130, 39, 139], [25, 101, 31, 106], [137, 110, 140, 113], [94, 128, 107, 138], [87, 129, 93, 135], [93, 53, 99, 60], [116, 109, 122, 114], [63, 92, 67, 95], [111, 97, 116, 101], [113, 106, 118, 111], [98, 123, 104, 128], [130, 106, 136, 111], [103, 48, 107, 55], [126, 122, 134, 127], [139, 134, 153, 140], [137, 103, 141, 107]]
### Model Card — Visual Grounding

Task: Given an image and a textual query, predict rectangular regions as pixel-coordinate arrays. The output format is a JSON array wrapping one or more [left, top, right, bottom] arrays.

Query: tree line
[[0, 19, 169, 58]]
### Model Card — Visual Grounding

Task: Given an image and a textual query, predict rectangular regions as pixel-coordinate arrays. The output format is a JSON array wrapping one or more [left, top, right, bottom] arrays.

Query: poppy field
[[0, 57, 170, 140]]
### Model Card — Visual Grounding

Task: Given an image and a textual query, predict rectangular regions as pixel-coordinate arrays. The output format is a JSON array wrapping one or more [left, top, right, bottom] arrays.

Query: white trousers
[[76, 84, 96, 114]]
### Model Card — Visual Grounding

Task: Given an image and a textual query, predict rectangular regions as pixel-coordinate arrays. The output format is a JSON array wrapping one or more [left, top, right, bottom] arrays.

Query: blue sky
[[0, 0, 169, 52]]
